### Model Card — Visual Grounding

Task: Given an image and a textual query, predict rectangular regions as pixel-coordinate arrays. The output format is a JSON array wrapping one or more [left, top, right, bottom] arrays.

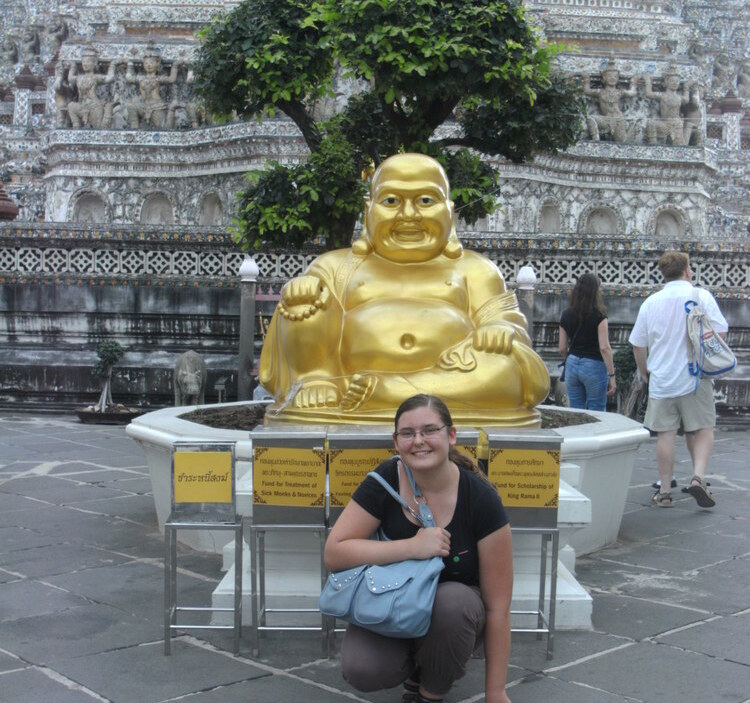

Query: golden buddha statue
[[259, 153, 549, 425]]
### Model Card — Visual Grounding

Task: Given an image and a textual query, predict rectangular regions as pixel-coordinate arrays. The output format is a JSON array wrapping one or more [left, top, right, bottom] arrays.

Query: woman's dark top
[[351, 457, 509, 587], [560, 307, 606, 362]]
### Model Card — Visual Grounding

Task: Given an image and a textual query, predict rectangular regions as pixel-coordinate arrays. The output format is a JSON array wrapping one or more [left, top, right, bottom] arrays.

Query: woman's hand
[[486, 691, 512, 703], [607, 375, 616, 396], [411, 526, 451, 559]]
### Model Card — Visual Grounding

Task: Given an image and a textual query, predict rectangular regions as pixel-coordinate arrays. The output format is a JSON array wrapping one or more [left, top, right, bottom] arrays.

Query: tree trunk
[[95, 367, 112, 413]]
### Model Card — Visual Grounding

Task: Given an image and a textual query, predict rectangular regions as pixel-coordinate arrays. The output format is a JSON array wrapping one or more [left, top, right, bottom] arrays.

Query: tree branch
[[279, 99, 321, 151]]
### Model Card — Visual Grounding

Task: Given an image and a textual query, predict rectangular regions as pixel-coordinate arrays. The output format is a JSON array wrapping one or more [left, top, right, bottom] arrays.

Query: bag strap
[[366, 458, 436, 528], [562, 319, 582, 362], [684, 286, 702, 388]]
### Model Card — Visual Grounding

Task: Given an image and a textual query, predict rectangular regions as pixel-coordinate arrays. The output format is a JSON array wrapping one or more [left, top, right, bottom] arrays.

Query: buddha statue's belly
[[341, 299, 473, 371]]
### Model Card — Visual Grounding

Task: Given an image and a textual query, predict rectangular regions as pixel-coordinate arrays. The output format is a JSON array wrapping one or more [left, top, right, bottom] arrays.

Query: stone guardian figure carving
[[19, 25, 40, 65], [259, 153, 549, 426], [53, 59, 75, 128], [1, 37, 19, 69], [582, 59, 638, 143], [45, 15, 68, 56], [67, 46, 119, 129], [643, 64, 696, 146], [125, 45, 182, 129], [737, 60, 750, 100]]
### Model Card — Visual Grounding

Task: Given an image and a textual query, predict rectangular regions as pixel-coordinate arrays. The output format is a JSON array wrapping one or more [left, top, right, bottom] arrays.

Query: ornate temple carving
[[19, 24, 40, 65], [737, 60, 750, 100], [44, 15, 68, 56], [643, 63, 699, 147], [63, 46, 120, 129], [582, 59, 638, 143], [125, 44, 189, 130], [0, 0, 748, 237]]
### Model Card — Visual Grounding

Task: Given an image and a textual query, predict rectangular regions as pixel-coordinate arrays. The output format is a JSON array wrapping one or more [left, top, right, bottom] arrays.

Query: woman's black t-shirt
[[560, 307, 606, 362], [351, 457, 509, 587]]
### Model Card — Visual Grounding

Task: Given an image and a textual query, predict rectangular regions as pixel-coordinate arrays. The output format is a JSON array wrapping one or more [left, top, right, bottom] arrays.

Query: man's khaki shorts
[[644, 379, 716, 433]]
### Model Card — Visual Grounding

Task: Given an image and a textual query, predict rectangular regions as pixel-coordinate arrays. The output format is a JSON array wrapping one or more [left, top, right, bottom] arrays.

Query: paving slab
[[170, 676, 366, 703], [0, 667, 106, 703], [0, 542, 133, 578], [0, 649, 28, 673], [654, 611, 750, 666], [45, 561, 218, 622], [552, 639, 750, 703], [1, 475, 130, 505], [51, 640, 269, 703], [0, 524, 58, 553], [505, 675, 628, 703], [589, 590, 712, 640], [0, 603, 162, 665], [0, 578, 90, 622], [1, 414, 749, 703]]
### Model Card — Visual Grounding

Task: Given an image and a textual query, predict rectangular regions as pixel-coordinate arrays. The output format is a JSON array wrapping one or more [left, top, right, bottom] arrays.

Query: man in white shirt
[[629, 251, 728, 508]]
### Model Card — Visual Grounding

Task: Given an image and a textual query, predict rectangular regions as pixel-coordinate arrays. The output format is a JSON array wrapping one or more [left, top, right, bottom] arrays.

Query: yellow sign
[[487, 448, 560, 509], [456, 442, 478, 461], [253, 446, 326, 507], [329, 448, 397, 507], [173, 451, 233, 504]]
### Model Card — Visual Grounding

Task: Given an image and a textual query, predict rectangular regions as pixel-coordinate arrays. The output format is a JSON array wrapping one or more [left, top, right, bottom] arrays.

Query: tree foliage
[[195, 0, 584, 250], [92, 340, 125, 413]]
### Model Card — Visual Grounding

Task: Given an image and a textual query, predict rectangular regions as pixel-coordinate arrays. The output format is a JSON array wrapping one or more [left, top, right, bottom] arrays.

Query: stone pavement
[[1, 412, 749, 703]]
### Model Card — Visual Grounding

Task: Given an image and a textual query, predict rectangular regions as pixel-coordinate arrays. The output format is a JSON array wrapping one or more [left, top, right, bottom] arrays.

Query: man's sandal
[[651, 490, 673, 507], [686, 475, 716, 508]]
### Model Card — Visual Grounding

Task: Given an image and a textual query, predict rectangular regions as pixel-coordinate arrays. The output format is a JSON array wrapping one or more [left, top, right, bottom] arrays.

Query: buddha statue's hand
[[278, 275, 330, 321], [472, 324, 515, 355]]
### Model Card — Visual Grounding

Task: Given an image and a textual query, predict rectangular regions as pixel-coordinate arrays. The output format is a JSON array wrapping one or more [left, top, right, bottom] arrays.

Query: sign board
[[171, 441, 236, 522], [455, 427, 481, 463], [250, 426, 327, 524], [482, 428, 562, 528], [326, 425, 481, 523], [327, 426, 395, 523]]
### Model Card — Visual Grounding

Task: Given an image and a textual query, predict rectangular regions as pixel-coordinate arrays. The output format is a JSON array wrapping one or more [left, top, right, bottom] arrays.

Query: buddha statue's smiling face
[[365, 154, 454, 263]]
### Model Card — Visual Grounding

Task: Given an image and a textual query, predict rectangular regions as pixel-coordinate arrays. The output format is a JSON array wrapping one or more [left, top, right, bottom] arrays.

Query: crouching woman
[[324, 394, 513, 703]]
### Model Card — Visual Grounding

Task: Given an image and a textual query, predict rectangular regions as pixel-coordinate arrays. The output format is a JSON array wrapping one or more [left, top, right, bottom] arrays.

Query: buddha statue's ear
[[443, 224, 463, 259], [353, 198, 374, 255], [352, 235, 372, 255]]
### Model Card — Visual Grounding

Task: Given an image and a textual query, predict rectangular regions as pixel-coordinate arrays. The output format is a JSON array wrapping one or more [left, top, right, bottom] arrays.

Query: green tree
[[195, 0, 584, 251], [92, 340, 125, 413]]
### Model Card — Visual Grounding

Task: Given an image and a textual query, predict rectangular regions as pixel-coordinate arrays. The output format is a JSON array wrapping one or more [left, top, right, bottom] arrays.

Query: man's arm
[[632, 345, 649, 383]]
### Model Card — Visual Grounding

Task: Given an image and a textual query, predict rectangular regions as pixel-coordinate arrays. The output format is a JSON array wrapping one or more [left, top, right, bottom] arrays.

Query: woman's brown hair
[[569, 272, 606, 325], [394, 394, 491, 482]]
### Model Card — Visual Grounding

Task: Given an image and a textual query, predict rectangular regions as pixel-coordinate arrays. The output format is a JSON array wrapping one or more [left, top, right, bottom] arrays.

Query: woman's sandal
[[651, 490, 673, 507], [401, 681, 420, 703], [686, 475, 716, 508]]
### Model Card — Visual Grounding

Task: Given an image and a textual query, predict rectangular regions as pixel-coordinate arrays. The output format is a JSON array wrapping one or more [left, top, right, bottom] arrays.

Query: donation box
[[249, 425, 327, 525], [481, 428, 562, 528], [326, 425, 396, 524], [171, 441, 236, 522]]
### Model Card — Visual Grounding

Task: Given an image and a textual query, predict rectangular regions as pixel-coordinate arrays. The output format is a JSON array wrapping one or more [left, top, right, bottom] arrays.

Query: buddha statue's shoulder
[[454, 249, 506, 279], [306, 245, 368, 293], [307, 246, 360, 274]]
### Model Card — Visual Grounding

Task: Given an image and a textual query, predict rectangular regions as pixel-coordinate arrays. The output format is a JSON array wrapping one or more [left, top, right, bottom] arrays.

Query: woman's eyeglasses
[[394, 425, 447, 441]]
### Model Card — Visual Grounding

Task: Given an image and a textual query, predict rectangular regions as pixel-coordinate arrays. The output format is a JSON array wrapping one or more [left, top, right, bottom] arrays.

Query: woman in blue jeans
[[559, 273, 616, 410]]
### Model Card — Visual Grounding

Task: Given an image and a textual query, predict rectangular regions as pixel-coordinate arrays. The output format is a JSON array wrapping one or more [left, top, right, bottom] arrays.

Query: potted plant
[[77, 340, 144, 424]]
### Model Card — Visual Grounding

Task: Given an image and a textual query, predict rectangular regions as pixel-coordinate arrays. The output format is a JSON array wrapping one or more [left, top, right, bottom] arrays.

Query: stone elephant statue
[[173, 350, 206, 406]]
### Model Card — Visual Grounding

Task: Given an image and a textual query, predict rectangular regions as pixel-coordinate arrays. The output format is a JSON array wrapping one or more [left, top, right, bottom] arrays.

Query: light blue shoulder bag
[[318, 458, 445, 638]]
